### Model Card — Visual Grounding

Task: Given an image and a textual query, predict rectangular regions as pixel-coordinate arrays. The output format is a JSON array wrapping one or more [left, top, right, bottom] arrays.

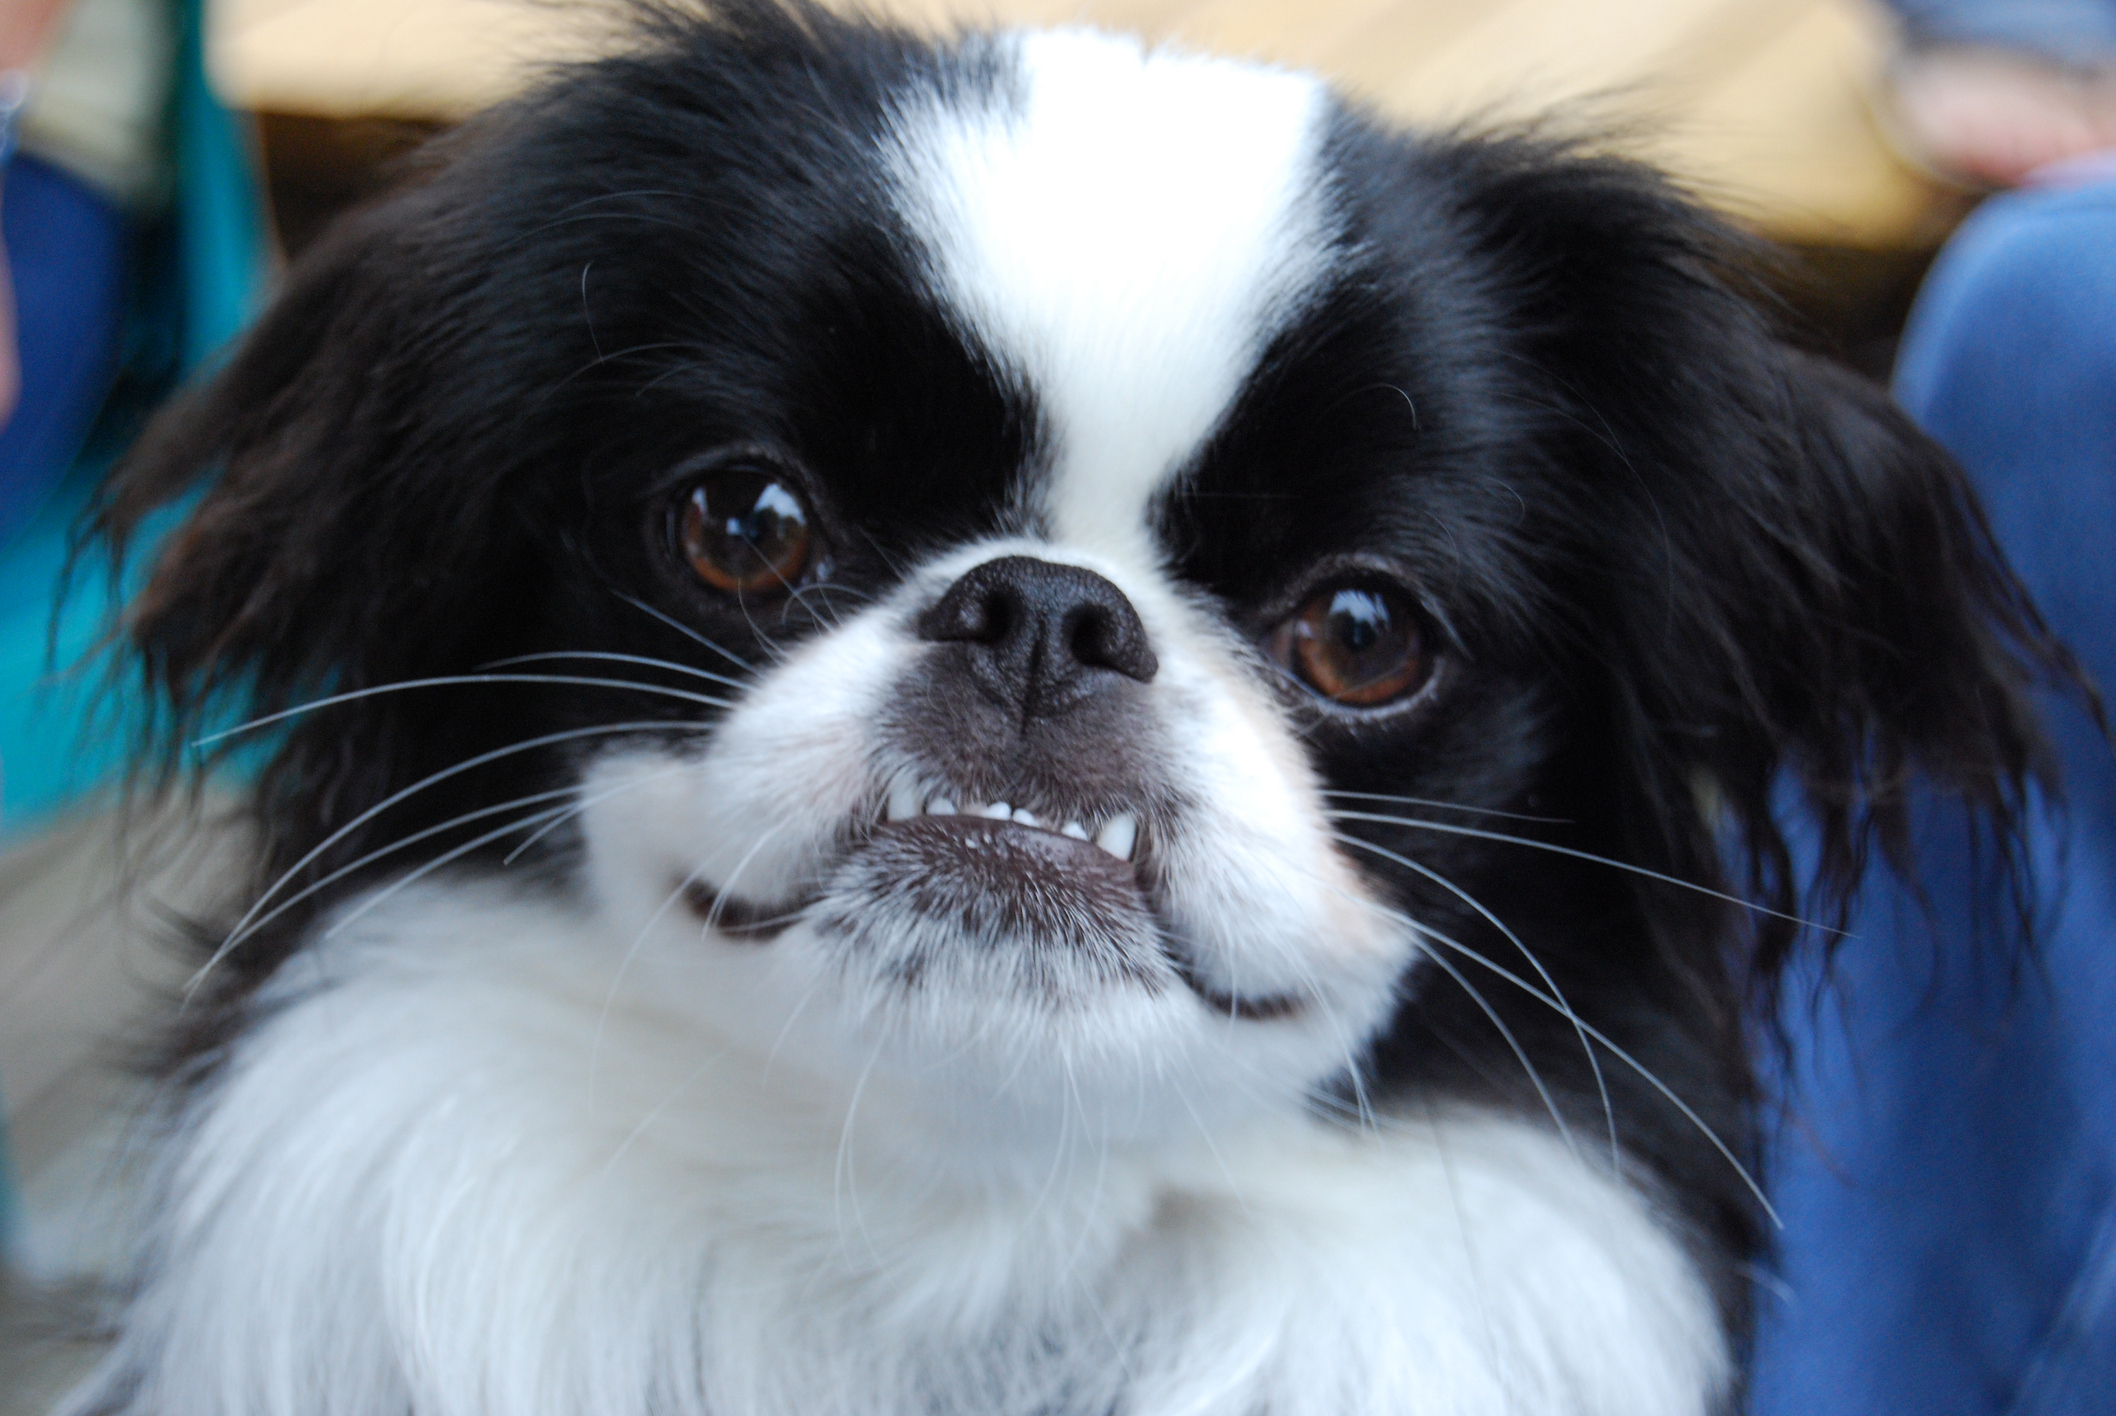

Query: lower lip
[[684, 817, 1306, 1020], [859, 813, 1151, 920]]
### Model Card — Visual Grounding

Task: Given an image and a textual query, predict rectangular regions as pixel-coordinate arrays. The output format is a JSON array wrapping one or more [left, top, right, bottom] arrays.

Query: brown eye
[[1270, 584, 1430, 708], [677, 469, 815, 595]]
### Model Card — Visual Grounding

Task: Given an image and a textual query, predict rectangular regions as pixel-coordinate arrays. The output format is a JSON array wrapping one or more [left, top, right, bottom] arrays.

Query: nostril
[[1067, 605, 1157, 682]]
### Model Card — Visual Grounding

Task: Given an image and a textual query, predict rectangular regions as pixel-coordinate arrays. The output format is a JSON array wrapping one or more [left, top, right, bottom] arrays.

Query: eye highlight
[[677, 467, 815, 595], [1266, 583, 1431, 708]]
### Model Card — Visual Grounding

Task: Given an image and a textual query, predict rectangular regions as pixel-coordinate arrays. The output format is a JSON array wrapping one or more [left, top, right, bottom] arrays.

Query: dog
[[62, 3, 2065, 1412]]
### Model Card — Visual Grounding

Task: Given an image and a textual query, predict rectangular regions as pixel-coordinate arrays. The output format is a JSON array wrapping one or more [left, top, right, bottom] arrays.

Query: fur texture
[[68, 4, 2072, 1413]]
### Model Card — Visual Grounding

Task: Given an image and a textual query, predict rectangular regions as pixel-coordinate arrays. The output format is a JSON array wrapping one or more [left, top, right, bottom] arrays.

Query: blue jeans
[[1753, 180, 2116, 1414]]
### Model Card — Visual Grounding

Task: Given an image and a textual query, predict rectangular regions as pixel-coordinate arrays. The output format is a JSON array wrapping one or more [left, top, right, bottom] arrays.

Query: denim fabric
[[1752, 180, 2116, 1415], [0, 153, 128, 549]]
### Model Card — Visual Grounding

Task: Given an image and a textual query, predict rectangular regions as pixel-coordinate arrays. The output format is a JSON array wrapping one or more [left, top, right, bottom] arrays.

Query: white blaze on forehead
[[887, 29, 1336, 562]]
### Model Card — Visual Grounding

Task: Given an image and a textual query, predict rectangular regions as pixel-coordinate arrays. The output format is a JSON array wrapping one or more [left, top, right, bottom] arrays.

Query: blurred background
[[2, 0, 2112, 1412]]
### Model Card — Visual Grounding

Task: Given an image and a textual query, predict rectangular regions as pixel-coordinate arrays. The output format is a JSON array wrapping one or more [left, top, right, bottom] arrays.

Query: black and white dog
[[69, 4, 2064, 1412]]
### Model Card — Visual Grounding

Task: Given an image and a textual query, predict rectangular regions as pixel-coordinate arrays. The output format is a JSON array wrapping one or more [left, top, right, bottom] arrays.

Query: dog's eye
[[678, 469, 815, 595], [1267, 584, 1430, 708]]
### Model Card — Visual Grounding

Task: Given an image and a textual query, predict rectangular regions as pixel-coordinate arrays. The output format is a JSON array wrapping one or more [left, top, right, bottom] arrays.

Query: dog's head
[[102, 6, 2064, 1202]]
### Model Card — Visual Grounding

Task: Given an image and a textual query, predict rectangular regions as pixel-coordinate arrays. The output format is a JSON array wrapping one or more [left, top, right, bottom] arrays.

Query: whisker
[[598, 1040, 737, 1178], [1335, 832, 1616, 1168], [478, 650, 748, 694], [609, 589, 755, 671], [499, 760, 694, 866], [1320, 789, 1571, 825], [319, 766, 691, 965], [195, 675, 730, 747], [208, 784, 586, 959], [834, 1042, 886, 1269], [1327, 809, 1844, 936], [1343, 889, 1782, 1228], [593, 823, 790, 1101], [313, 805, 582, 946], [1400, 926, 1582, 1164], [193, 720, 688, 994]]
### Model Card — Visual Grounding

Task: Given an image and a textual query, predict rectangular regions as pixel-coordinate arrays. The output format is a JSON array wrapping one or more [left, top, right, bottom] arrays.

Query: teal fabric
[[0, 0, 269, 836], [0, 0, 269, 1256]]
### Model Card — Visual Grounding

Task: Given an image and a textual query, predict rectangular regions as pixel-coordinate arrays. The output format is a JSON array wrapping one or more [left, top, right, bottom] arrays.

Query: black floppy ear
[[92, 152, 543, 769], [1450, 137, 2090, 977], [1655, 345, 2082, 975]]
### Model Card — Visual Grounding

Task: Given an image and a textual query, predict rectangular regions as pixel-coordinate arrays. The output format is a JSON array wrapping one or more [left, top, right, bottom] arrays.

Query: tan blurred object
[[206, 0, 1962, 249]]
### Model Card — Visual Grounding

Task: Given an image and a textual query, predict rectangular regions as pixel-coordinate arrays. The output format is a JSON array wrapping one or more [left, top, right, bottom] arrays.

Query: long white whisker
[[500, 760, 693, 866], [834, 1043, 886, 1270], [1343, 889, 1782, 1227], [195, 720, 685, 994], [609, 589, 755, 671], [1321, 789, 1571, 824], [599, 1042, 737, 1178], [210, 784, 584, 960], [1327, 809, 1843, 935], [478, 650, 748, 693], [1336, 833, 1616, 1168], [1400, 925, 1582, 1164], [589, 824, 788, 1100], [195, 675, 729, 747], [302, 804, 578, 950]]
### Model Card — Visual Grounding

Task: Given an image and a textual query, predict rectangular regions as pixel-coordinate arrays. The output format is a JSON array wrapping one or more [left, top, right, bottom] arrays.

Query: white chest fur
[[76, 884, 1725, 1416]]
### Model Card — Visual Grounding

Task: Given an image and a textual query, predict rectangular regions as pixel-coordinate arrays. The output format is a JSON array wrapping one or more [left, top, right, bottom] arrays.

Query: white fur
[[888, 31, 1337, 562], [575, 534, 1409, 1163], [76, 884, 1726, 1416]]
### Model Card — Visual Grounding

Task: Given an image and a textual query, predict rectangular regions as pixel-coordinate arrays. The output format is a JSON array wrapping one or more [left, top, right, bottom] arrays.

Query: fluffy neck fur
[[76, 879, 1725, 1416]]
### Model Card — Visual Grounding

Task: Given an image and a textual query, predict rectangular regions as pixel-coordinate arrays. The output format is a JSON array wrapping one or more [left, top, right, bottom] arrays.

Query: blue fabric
[[1753, 180, 2116, 1414], [1888, 0, 2116, 60], [0, 0, 269, 1259], [0, 0, 269, 840], [0, 153, 128, 548]]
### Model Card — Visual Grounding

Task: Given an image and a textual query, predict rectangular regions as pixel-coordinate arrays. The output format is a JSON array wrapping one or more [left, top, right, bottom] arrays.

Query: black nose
[[917, 556, 1158, 719]]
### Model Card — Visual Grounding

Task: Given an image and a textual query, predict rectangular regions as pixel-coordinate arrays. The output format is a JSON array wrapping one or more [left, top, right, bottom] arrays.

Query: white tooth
[[1095, 813, 1138, 861], [1011, 807, 1040, 827], [886, 780, 921, 822], [928, 797, 956, 816], [981, 801, 1013, 820], [1060, 821, 1089, 840]]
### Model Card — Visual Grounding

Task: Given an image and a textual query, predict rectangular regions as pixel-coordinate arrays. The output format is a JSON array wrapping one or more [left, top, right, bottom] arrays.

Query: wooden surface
[[207, 0, 1961, 249]]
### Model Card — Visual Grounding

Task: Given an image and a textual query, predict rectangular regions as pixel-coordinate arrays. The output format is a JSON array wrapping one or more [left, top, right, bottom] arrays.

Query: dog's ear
[[1451, 137, 2091, 978], [93, 148, 554, 770], [1643, 347, 2078, 977]]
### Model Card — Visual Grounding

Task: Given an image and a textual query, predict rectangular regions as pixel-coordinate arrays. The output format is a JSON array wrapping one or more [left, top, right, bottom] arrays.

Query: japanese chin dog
[[61, 3, 2067, 1413]]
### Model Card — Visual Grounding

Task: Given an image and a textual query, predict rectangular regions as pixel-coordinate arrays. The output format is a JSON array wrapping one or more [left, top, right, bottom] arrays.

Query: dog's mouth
[[680, 782, 1303, 1020]]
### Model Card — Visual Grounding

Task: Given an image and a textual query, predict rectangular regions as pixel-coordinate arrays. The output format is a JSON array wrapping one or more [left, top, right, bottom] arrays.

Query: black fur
[[89, 0, 2082, 1389]]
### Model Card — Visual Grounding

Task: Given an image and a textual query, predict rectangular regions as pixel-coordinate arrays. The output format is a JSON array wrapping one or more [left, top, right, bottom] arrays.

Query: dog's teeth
[[928, 797, 956, 816], [1011, 807, 1040, 827], [886, 780, 921, 822], [1095, 813, 1138, 861], [980, 801, 1013, 820], [1060, 820, 1089, 840]]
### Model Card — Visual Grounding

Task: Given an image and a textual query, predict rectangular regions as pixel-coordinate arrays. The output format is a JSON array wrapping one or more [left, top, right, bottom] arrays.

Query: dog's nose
[[917, 556, 1157, 718]]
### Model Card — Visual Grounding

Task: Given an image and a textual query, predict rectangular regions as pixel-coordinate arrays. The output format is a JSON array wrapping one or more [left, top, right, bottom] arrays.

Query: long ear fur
[[84, 103, 587, 1012], [1449, 135, 2096, 986], [86, 2, 892, 1018]]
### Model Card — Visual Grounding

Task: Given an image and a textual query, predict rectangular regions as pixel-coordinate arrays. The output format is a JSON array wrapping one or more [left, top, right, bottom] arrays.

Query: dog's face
[[576, 33, 1419, 1148], [109, 7, 2053, 1248]]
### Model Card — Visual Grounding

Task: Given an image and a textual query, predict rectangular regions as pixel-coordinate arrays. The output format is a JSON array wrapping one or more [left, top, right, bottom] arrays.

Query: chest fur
[[80, 899, 1726, 1416]]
